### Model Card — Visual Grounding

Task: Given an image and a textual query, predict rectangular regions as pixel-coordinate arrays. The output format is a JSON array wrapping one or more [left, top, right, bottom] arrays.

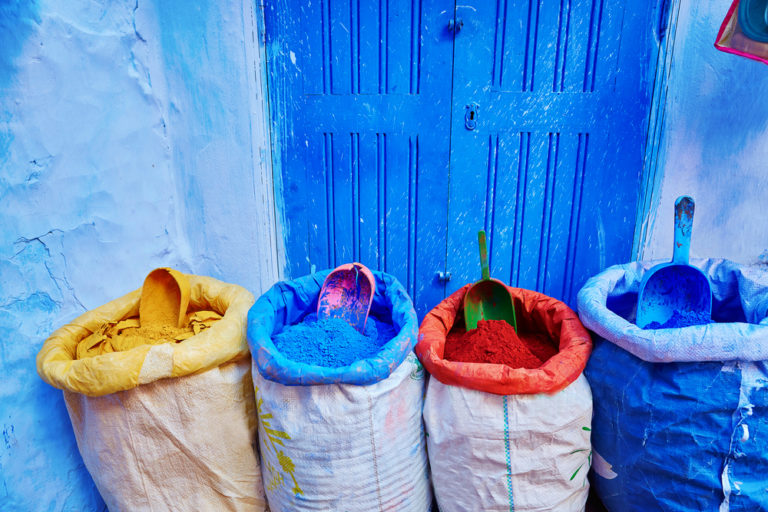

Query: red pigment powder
[[444, 319, 558, 369]]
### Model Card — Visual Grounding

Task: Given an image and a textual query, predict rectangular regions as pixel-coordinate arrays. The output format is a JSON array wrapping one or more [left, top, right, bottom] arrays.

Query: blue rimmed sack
[[577, 258, 768, 512], [247, 270, 430, 511]]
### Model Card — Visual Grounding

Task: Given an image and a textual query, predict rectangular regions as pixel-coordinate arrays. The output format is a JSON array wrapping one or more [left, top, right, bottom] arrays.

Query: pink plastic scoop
[[317, 262, 375, 333]]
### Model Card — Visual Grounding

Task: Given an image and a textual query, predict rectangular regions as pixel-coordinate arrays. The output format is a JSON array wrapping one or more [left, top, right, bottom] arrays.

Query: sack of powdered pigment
[[36, 273, 267, 511], [578, 259, 768, 511], [246, 270, 430, 511], [416, 284, 593, 512]]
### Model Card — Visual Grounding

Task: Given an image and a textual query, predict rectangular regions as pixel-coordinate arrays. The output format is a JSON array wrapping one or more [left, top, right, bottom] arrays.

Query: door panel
[[446, 0, 654, 306], [266, 0, 454, 317]]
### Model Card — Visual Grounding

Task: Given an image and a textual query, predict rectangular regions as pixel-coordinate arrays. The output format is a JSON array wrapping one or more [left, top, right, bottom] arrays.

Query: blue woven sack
[[247, 269, 418, 385], [245, 271, 430, 510], [578, 259, 768, 511]]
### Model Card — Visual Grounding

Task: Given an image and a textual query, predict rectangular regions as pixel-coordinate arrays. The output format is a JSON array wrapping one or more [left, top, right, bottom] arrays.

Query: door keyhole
[[465, 103, 479, 130]]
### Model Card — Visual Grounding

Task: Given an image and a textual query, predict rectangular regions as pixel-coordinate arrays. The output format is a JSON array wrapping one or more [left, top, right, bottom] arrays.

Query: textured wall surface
[[641, 0, 768, 264], [0, 1, 276, 509]]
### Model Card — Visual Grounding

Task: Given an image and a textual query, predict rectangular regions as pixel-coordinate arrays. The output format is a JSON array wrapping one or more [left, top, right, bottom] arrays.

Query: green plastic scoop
[[463, 230, 517, 331]]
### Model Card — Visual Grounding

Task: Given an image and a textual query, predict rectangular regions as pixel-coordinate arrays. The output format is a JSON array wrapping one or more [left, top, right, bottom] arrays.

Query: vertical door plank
[[542, 132, 579, 299], [444, 131, 491, 294], [306, 133, 332, 269], [383, 133, 410, 282], [358, 1, 380, 95], [489, 132, 524, 287], [329, 0, 352, 95], [357, 132, 380, 267], [330, 132, 353, 264]]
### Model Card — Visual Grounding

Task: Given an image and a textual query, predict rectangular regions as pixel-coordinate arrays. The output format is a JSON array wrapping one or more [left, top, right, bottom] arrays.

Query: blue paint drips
[[643, 310, 711, 329], [273, 313, 397, 367]]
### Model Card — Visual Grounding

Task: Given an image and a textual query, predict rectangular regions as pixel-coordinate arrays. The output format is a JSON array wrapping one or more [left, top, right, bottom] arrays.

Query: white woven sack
[[423, 375, 593, 512], [64, 357, 267, 512], [253, 352, 431, 511]]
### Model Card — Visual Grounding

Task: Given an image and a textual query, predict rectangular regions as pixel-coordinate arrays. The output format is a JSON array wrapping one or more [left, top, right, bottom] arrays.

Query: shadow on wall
[[0, 1, 40, 161], [0, 1, 40, 89]]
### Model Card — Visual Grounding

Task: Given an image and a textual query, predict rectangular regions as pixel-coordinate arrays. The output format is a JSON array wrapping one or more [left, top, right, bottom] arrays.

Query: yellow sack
[[37, 274, 252, 397], [36, 273, 267, 512]]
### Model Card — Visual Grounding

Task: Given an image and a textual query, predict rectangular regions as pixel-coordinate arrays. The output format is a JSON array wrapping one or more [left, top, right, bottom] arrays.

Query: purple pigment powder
[[273, 313, 397, 367], [643, 310, 711, 329]]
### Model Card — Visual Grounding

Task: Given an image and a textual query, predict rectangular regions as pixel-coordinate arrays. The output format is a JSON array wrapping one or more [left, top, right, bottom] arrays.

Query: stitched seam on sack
[[503, 395, 514, 511], [367, 394, 384, 510]]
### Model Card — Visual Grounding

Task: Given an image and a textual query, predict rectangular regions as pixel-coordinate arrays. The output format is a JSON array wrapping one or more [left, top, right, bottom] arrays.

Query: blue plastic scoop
[[637, 196, 712, 329]]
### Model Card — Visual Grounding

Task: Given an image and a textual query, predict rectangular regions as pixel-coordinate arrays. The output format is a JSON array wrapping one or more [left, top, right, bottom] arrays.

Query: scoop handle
[[673, 196, 694, 264], [478, 230, 490, 280]]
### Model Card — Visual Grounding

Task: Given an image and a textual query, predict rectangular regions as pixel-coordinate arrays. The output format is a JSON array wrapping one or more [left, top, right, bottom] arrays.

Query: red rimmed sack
[[416, 284, 594, 512], [417, 284, 591, 394]]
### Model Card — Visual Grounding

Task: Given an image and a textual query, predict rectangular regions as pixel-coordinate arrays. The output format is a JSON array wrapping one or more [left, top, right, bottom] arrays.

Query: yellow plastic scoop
[[139, 268, 191, 328]]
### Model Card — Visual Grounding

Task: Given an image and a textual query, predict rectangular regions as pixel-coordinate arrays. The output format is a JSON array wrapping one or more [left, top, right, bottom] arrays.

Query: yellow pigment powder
[[76, 311, 222, 360]]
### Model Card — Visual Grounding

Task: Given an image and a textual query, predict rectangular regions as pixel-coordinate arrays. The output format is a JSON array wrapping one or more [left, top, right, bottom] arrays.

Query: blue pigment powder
[[644, 310, 711, 329], [273, 313, 398, 367]]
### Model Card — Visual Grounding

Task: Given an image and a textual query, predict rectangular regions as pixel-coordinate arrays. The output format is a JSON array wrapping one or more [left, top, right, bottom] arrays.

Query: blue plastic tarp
[[247, 270, 418, 386], [578, 258, 768, 511]]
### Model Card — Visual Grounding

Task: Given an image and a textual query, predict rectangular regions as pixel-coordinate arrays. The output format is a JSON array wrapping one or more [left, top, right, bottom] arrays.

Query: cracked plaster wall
[[640, 0, 768, 264], [0, 1, 277, 509]]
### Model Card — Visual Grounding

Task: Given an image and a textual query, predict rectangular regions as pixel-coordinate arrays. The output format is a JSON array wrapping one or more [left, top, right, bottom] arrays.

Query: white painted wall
[[0, 1, 278, 508], [640, 0, 768, 264]]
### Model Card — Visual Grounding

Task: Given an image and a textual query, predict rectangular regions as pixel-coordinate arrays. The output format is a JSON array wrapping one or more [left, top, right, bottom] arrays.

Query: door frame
[[634, 0, 681, 260], [250, 0, 286, 284]]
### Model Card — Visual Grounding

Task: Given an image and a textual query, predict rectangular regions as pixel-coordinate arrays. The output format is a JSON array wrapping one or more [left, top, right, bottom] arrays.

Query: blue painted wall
[[0, 1, 277, 509], [640, 0, 768, 264]]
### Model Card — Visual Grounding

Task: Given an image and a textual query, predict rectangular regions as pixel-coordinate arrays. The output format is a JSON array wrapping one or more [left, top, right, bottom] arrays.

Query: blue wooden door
[[265, 0, 656, 315], [445, 0, 655, 306], [264, 0, 454, 317]]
